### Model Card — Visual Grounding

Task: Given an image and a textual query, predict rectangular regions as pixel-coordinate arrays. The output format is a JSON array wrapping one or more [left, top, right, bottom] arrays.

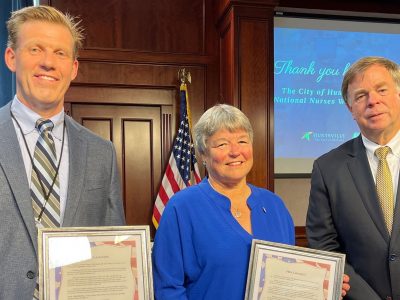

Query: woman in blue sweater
[[152, 104, 349, 299]]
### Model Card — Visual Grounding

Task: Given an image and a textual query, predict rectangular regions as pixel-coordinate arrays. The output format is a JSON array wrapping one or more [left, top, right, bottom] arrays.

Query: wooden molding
[[295, 226, 308, 247]]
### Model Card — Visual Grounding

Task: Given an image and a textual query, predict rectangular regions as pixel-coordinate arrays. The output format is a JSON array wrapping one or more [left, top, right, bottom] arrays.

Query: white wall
[[274, 178, 311, 226]]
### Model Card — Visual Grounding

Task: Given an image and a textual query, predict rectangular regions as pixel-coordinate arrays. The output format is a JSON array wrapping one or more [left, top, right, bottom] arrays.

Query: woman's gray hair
[[342, 56, 400, 104], [193, 104, 253, 155]]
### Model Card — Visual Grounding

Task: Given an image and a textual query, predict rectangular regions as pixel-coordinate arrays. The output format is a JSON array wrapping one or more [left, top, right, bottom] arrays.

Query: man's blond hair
[[7, 5, 84, 58]]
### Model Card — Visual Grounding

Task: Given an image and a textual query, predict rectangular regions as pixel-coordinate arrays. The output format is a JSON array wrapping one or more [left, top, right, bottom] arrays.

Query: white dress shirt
[[362, 130, 400, 205]]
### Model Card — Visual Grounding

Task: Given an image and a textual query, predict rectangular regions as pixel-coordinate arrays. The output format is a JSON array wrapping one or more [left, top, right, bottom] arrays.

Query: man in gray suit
[[0, 5, 125, 299], [307, 56, 400, 300]]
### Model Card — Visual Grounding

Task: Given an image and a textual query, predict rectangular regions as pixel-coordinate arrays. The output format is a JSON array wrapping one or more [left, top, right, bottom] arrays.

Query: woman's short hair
[[193, 104, 253, 155], [7, 5, 84, 58], [342, 56, 400, 104]]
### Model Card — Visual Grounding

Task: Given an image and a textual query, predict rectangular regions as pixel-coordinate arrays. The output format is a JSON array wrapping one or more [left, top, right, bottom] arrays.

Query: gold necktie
[[375, 146, 394, 234]]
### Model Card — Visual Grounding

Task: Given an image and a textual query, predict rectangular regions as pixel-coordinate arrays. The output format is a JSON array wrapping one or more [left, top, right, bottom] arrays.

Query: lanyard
[[11, 111, 66, 223]]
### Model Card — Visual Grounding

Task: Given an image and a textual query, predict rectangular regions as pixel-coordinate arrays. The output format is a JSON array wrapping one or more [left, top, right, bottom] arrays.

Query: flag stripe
[[166, 160, 185, 192]]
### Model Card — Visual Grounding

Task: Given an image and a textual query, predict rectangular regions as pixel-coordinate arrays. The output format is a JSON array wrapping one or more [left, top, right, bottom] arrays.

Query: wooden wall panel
[[219, 10, 235, 105], [123, 118, 158, 228], [48, 0, 206, 54], [65, 86, 176, 106], [239, 18, 271, 188], [295, 226, 308, 247], [82, 118, 112, 141], [161, 106, 173, 165], [72, 60, 206, 128]]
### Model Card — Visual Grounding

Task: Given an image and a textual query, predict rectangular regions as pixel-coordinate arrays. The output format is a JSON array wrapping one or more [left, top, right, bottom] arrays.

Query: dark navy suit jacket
[[307, 135, 400, 300]]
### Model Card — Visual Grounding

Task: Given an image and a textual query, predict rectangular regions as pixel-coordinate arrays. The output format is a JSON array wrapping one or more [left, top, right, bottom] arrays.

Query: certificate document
[[38, 226, 153, 300], [245, 240, 345, 300]]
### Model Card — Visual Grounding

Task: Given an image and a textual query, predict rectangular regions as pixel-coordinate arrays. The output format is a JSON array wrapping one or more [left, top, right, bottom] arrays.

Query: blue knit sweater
[[152, 178, 295, 300]]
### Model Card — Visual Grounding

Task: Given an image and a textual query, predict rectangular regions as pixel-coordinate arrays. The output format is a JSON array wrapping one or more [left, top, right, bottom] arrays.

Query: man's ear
[[70, 59, 79, 81], [4, 47, 16, 72]]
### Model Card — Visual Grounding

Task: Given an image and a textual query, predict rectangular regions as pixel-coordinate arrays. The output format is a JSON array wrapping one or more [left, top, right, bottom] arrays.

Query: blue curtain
[[0, 0, 33, 108]]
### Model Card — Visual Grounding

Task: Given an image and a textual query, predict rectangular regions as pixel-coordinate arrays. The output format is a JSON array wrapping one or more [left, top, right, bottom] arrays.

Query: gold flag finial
[[178, 68, 191, 84]]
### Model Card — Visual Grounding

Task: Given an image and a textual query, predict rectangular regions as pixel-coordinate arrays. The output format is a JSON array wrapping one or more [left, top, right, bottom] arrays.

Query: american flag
[[152, 83, 201, 228]]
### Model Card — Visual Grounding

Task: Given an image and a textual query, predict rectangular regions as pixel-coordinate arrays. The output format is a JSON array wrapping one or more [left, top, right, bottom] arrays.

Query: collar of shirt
[[362, 130, 400, 161], [10, 96, 65, 141]]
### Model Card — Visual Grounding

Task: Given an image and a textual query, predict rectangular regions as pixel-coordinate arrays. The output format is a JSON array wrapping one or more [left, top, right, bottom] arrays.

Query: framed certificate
[[245, 240, 345, 300], [38, 226, 153, 300]]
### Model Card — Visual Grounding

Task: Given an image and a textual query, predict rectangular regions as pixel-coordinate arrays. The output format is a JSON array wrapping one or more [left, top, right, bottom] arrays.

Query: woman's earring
[[202, 161, 206, 167]]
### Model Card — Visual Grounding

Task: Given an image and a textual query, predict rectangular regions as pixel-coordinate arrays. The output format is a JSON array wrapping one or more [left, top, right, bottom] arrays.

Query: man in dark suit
[[0, 5, 125, 299], [307, 56, 400, 300]]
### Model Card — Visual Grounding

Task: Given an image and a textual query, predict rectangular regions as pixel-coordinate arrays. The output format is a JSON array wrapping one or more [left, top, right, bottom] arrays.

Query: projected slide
[[274, 17, 400, 174]]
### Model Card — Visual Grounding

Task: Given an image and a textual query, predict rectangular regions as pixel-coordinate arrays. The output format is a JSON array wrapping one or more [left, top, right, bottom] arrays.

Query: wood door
[[71, 104, 165, 234]]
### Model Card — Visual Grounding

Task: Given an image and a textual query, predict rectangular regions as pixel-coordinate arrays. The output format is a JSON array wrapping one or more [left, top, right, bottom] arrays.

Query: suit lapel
[[0, 103, 37, 253], [347, 136, 390, 242], [62, 116, 87, 226]]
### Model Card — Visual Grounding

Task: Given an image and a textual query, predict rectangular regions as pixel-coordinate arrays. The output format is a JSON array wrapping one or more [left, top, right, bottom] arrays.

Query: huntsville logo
[[302, 132, 313, 141], [301, 131, 358, 142]]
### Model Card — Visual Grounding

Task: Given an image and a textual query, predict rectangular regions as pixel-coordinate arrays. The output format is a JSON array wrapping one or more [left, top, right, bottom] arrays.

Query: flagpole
[[178, 68, 193, 129], [177, 68, 199, 185]]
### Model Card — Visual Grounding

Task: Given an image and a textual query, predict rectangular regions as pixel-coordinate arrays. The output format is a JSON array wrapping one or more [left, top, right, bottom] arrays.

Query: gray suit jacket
[[307, 136, 400, 300], [0, 102, 126, 299]]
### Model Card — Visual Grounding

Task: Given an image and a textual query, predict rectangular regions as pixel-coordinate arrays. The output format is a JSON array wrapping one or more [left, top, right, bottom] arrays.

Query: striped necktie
[[31, 118, 61, 228], [31, 119, 61, 299], [375, 146, 394, 234]]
